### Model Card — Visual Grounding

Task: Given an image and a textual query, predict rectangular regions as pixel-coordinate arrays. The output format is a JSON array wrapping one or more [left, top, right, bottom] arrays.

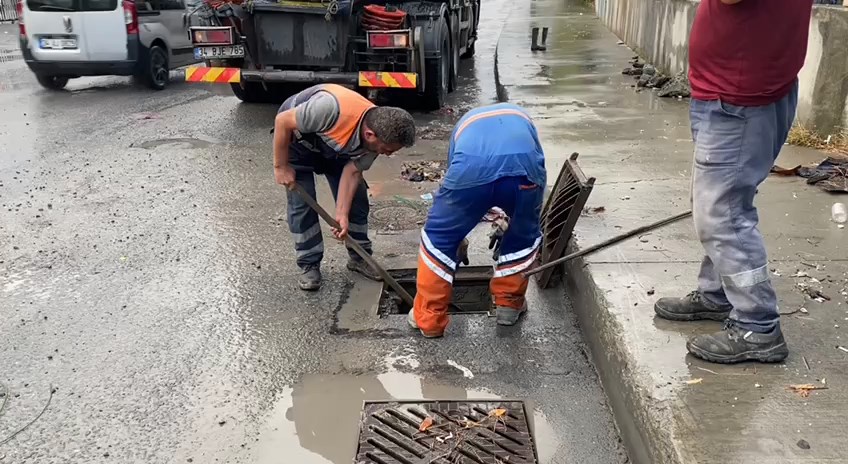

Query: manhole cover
[[378, 266, 494, 316], [356, 400, 538, 464], [369, 200, 428, 231]]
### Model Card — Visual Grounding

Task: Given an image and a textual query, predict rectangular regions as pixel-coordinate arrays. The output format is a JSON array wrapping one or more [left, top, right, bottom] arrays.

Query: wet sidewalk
[[496, 1, 848, 462]]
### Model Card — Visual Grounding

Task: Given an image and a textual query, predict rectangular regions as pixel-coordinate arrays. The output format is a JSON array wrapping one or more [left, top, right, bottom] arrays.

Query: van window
[[26, 0, 118, 11]]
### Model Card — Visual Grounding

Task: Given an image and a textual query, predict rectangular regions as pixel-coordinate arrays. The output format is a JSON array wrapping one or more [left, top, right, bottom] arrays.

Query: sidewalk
[[496, 1, 848, 462]]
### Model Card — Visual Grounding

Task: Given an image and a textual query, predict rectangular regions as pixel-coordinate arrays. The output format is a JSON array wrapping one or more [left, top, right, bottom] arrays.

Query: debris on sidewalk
[[770, 157, 848, 193], [401, 160, 448, 182], [685, 378, 703, 385], [620, 55, 689, 97], [797, 439, 811, 450], [788, 384, 828, 398]]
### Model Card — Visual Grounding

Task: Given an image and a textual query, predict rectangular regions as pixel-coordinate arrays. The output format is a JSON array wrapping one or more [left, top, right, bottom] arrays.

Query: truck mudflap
[[185, 67, 241, 84]]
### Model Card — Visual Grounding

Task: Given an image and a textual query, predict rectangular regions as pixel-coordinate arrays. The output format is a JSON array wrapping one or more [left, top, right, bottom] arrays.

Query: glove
[[487, 216, 510, 261], [457, 238, 470, 267]]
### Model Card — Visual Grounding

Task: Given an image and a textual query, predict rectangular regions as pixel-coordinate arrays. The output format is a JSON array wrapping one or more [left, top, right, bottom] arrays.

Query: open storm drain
[[356, 400, 538, 464], [379, 267, 494, 316]]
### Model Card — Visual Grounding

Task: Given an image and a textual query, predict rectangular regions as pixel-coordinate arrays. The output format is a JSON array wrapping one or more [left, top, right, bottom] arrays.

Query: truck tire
[[35, 74, 69, 90], [449, 26, 459, 92], [230, 82, 271, 103], [461, 2, 479, 58], [421, 19, 449, 110]]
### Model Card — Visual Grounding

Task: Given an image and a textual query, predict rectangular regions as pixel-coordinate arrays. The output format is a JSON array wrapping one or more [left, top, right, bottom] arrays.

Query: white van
[[17, 0, 198, 90]]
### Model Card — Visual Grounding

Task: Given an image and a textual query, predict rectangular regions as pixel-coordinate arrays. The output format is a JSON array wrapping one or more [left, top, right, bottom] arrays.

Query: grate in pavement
[[355, 400, 538, 464], [536, 152, 595, 288]]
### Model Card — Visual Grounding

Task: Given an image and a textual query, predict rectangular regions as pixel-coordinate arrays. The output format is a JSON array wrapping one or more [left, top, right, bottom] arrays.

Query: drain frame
[[536, 152, 595, 289], [355, 399, 539, 464], [378, 266, 495, 316]]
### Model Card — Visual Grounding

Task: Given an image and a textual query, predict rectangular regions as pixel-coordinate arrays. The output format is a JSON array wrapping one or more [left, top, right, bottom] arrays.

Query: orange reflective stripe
[[413, 251, 453, 334], [319, 84, 375, 149], [453, 109, 532, 142], [490, 273, 529, 309]]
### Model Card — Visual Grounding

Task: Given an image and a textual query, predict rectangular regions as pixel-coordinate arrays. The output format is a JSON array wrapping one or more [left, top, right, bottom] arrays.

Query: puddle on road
[[245, 355, 561, 463], [135, 137, 220, 150]]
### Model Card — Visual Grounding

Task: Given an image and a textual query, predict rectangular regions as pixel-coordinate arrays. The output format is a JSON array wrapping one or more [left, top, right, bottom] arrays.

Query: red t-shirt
[[689, 0, 813, 107]]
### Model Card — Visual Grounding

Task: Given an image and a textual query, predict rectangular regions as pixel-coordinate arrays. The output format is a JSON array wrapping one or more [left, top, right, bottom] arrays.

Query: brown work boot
[[495, 302, 527, 326], [347, 259, 383, 281], [407, 309, 444, 338]]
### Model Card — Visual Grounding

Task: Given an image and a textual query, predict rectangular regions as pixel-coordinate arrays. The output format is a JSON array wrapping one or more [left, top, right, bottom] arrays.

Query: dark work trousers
[[286, 144, 372, 270]]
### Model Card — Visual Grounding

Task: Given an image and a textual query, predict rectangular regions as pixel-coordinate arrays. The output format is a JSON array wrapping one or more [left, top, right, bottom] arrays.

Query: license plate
[[39, 38, 77, 50], [194, 45, 244, 59]]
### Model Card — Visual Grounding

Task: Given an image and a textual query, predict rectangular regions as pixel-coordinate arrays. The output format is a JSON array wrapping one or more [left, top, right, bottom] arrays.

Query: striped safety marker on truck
[[185, 67, 241, 84], [358, 72, 418, 89]]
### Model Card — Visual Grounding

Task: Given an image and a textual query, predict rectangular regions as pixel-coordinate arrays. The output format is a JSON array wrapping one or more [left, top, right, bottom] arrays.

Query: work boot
[[495, 302, 527, 326], [654, 291, 732, 321], [347, 258, 383, 281], [407, 309, 444, 338], [687, 320, 789, 364], [298, 265, 322, 291]]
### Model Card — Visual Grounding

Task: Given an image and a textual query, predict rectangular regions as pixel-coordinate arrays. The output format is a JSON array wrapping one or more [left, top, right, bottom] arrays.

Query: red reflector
[[193, 29, 233, 45], [367, 32, 410, 49]]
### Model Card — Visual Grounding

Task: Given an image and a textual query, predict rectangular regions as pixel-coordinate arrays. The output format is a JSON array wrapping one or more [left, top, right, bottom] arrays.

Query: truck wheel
[[421, 20, 449, 110], [230, 82, 271, 103], [449, 31, 459, 92], [144, 45, 170, 91], [35, 74, 69, 90]]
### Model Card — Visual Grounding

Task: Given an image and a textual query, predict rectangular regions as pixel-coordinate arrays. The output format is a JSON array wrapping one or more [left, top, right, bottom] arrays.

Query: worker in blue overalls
[[273, 84, 416, 291], [408, 103, 547, 337]]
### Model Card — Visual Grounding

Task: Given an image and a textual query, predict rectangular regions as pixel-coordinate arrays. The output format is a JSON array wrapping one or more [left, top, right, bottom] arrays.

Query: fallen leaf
[[686, 378, 703, 385], [418, 416, 434, 432], [489, 408, 507, 418]]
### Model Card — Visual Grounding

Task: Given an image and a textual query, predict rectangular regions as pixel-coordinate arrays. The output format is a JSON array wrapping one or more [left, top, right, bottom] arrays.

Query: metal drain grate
[[356, 400, 538, 464], [536, 152, 595, 289]]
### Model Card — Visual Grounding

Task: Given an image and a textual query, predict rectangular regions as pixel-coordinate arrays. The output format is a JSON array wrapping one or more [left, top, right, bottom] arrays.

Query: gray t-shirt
[[294, 92, 378, 172]]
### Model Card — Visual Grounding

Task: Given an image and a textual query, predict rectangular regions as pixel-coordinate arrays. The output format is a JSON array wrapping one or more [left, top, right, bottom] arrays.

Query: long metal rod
[[524, 210, 693, 277], [291, 183, 416, 307]]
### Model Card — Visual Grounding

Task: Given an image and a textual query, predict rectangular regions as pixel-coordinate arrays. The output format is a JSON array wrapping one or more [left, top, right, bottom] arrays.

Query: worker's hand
[[332, 214, 349, 241], [274, 165, 297, 190], [457, 238, 470, 267]]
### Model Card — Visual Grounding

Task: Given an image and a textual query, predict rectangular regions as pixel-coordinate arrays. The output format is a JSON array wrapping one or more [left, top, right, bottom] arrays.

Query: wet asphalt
[[0, 5, 625, 463]]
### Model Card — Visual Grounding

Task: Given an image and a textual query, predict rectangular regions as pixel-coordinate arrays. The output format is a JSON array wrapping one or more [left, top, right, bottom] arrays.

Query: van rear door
[[24, 0, 127, 62]]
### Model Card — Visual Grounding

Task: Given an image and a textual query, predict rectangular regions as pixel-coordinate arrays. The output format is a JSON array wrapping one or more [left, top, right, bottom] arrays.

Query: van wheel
[[230, 82, 271, 103], [35, 74, 69, 90], [420, 19, 449, 111], [145, 45, 170, 91]]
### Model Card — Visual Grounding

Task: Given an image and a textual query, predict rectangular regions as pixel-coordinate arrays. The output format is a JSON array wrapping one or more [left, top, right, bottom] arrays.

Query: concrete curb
[[564, 256, 678, 464]]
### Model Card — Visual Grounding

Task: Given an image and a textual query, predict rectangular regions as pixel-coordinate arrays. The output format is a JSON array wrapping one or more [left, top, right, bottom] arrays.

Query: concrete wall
[[595, 0, 848, 136]]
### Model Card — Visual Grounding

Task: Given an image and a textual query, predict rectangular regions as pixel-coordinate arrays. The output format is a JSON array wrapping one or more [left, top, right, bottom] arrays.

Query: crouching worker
[[273, 84, 416, 291], [408, 104, 547, 338]]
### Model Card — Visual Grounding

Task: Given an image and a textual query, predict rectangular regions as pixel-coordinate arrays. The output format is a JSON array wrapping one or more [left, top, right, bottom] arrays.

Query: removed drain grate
[[536, 152, 595, 289], [356, 400, 538, 464], [379, 266, 494, 315]]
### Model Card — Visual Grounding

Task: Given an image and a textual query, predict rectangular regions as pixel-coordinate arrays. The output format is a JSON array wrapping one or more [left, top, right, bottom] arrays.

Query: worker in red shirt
[[654, 0, 813, 364]]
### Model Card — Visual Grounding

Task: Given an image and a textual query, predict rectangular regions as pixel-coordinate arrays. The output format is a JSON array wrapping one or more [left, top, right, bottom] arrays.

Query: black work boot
[[298, 265, 322, 291], [654, 291, 732, 321], [347, 259, 383, 282], [687, 321, 789, 364]]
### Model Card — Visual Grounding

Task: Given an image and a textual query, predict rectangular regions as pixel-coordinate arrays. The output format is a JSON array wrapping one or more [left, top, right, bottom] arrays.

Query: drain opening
[[356, 400, 539, 464], [379, 266, 494, 315]]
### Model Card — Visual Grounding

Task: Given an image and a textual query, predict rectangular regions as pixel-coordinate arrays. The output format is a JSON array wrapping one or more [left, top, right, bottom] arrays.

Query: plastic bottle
[[833, 202, 847, 224]]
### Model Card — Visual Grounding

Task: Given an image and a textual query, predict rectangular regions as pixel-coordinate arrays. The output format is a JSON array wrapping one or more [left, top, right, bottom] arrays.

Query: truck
[[184, 0, 480, 109]]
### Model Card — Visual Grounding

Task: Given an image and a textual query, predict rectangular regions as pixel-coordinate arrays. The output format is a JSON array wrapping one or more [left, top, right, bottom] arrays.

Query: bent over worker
[[408, 103, 547, 338], [273, 84, 416, 291]]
